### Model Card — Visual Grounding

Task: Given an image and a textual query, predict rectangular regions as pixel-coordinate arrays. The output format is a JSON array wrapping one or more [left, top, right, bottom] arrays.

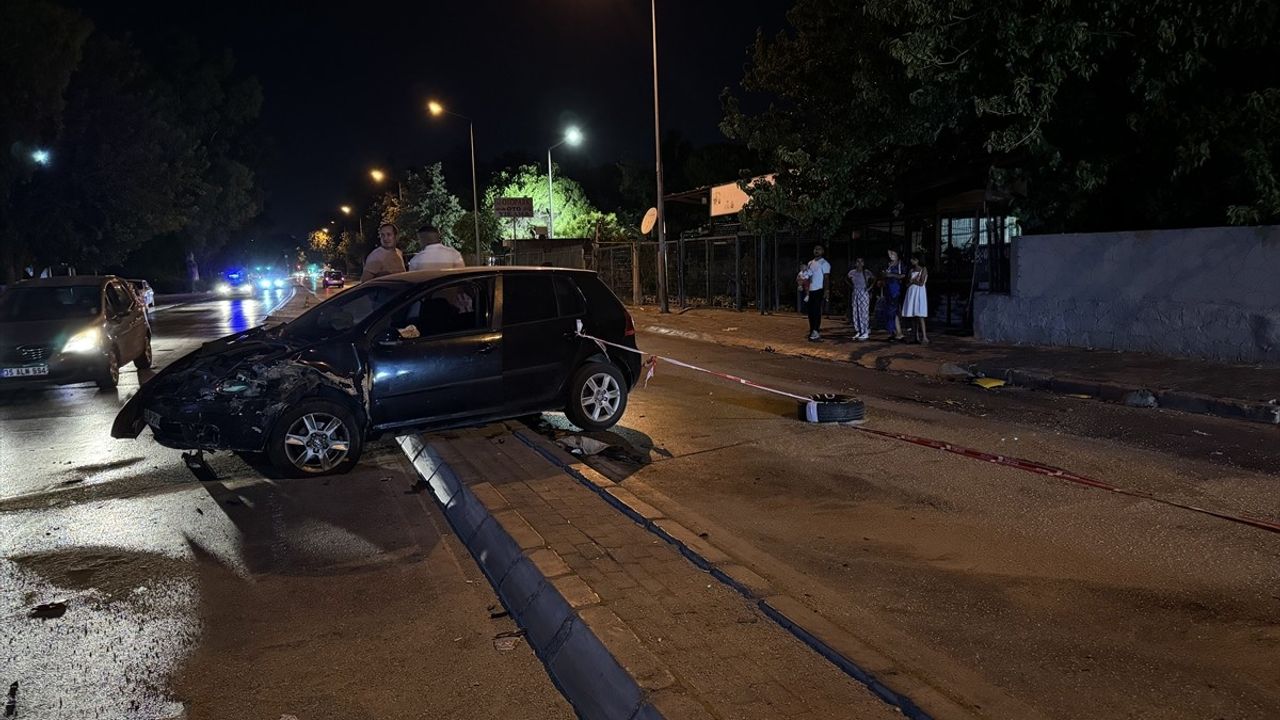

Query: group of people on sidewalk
[[359, 222, 466, 281], [798, 245, 929, 344]]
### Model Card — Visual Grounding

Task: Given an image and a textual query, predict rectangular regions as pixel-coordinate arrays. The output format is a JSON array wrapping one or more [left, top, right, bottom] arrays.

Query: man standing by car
[[360, 223, 407, 281], [407, 225, 465, 271]]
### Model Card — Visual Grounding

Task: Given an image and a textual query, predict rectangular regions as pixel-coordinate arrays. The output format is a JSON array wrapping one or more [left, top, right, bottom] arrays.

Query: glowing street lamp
[[369, 169, 386, 184], [426, 99, 482, 265], [339, 205, 352, 215], [30, 149, 51, 166], [547, 126, 584, 239]]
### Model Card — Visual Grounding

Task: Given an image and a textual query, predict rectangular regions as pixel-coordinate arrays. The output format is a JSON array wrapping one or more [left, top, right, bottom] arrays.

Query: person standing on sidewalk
[[902, 254, 929, 344], [360, 223, 407, 281], [882, 249, 907, 340], [800, 245, 830, 342], [847, 257, 873, 340]]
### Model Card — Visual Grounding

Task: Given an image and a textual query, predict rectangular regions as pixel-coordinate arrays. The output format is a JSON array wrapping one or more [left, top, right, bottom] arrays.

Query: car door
[[500, 272, 582, 407], [104, 280, 145, 361], [366, 276, 501, 429]]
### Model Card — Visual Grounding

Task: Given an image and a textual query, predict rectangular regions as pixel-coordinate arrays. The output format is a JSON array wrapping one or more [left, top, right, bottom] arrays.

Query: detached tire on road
[[267, 398, 363, 477], [566, 362, 629, 432], [798, 393, 866, 423]]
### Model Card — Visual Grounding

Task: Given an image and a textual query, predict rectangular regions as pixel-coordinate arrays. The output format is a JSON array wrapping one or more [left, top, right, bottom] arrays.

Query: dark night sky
[[72, 1, 792, 240]]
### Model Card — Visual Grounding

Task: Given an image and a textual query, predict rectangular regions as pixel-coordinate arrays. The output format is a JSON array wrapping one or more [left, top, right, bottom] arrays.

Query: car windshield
[[0, 285, 101, 322], [279, 283, 406, 341]]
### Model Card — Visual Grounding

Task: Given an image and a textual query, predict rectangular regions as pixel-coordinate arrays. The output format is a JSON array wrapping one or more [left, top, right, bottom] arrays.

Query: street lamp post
[[428, 100, 483, 266], [651, 0, 669, 313], [546, 126, 584, 240]]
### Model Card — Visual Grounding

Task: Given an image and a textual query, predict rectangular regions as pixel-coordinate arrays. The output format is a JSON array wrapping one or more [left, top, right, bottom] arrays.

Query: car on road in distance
[[127, 279, 155, 309], [215, 271, 254, 296], [112, 267, 640, 476], [321, 270, 345, 288], [0, 275, 153, 389]]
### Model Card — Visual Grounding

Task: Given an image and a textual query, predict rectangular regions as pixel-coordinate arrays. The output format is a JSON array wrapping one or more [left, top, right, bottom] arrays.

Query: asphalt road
[[549, 330, 1280, 720], [0, 288, 571, 720]]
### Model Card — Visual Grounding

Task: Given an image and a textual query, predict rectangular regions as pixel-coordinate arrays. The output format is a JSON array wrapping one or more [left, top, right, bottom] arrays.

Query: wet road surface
[[0, 289, 571, 719], [541, 329, 1280, 719]]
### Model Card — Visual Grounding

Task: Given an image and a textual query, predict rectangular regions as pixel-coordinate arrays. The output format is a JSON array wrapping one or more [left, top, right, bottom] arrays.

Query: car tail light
[[624, 309, 636, 337]]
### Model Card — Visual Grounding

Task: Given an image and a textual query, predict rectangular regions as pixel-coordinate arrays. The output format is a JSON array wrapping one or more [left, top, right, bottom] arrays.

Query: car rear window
[[554, 275, 586, 317], [503, 274, 558, 325]]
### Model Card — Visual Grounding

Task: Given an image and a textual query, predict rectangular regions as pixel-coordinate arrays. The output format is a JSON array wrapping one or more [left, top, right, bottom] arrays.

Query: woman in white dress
[[901, 254, 929, 344]]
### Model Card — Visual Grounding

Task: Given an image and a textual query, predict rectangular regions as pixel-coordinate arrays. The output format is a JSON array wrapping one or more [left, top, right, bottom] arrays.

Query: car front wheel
[[565, 362, 628, 431], [135, 334, 153, 369], [96, 350, 119, 389], [267, 399, 363, 477]]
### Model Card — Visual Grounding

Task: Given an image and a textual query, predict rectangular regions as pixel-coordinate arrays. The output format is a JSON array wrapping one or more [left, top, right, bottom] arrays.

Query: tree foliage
[[723, 0, 1280, 233], [396, 162, 465, 252], [486, 162, 606, 238], [0, 1, 263, 281]]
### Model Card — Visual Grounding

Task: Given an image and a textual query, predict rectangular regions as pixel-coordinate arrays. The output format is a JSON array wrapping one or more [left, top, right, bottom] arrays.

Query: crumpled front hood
[[145, 327, 301, 399]]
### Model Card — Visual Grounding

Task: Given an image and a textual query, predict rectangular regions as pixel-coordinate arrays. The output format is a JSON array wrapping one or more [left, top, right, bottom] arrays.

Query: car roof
[[11, 275, 113, 288], [365, 266, 595, 288]]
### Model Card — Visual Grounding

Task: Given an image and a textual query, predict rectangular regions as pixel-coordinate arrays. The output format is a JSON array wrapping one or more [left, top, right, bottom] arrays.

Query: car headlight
[[257, 279, 272, 290], [273, 278, 285, 288], [216, 282, 232, 295], [62, 327, 102, 354], [238, 284, 252, 294]]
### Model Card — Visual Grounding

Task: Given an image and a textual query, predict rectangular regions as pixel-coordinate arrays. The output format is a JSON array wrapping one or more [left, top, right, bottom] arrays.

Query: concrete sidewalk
[[635, 305, 1280, 425]]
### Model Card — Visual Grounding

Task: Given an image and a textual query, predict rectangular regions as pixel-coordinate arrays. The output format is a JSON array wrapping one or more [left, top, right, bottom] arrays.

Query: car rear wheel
[[565, 362, 628, 431], [267, 399, 363, 477], [96, 350, 119, 389], [134, 334, 153, 369]]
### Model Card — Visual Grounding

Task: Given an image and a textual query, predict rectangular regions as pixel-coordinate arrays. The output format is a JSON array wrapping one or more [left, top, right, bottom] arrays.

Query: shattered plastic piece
[[493, 636, 521, 651], [29, 601, 67, 619], [1123, 390, 1159, 408], [972, 377, 1007, 389], [556, 435, 611, 456]]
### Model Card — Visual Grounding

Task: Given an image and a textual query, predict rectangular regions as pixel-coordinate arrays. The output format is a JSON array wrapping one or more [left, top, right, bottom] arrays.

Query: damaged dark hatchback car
[[112, 268, 641, 476]]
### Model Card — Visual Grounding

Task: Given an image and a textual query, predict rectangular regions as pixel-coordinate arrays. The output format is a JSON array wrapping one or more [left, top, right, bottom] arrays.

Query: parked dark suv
[[0, 275, 153, 389], [112, 268, 640, 476]]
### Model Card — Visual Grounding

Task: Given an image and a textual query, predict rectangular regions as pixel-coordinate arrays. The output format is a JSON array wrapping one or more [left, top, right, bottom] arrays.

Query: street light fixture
[[369, 168, 386, 184], [339, 205, 352, 215], [30, 149, 51, 166], [547, 126, 584, 239], [426, 99, 482, 266]]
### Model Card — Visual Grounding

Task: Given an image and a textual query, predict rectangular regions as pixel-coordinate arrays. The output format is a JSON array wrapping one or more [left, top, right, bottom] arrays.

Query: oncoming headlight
[[216, 282, 232, 295], [62, 327, 103, 354]]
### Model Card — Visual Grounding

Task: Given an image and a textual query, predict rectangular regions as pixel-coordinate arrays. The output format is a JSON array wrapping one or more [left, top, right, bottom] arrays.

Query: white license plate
[[1, 365, 48, 378], [144, 409, 162, 427]]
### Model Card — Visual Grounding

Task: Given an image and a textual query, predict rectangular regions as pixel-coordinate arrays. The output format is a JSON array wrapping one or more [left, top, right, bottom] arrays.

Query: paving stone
[[528, 548, 571, 578], [492, 510, 545, 550]]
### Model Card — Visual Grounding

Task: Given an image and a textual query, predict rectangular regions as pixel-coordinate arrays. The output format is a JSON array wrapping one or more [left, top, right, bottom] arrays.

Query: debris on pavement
[[5, 682, 17, 718], [972, 377, 1007, 389], [28, 601, 67, 620], [1124, 390, 1159, 408], [487, 604, 510, 620], [493, 629, 525, 652], [556, 435, 611, 456]]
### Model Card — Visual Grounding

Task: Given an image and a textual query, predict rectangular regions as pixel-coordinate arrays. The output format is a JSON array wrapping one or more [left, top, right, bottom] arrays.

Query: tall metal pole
[[651, 0, 669, 313], [547, 148, 556, 239], [469, 121, 481, 265]]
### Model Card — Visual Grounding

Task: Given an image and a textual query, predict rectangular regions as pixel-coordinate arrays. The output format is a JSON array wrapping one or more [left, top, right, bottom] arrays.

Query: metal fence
[[592, 218, 1015, 331]]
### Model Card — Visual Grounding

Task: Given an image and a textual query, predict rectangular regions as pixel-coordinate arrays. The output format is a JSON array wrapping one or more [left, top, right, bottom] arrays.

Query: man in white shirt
[[407, 225, 465, 271], [801, 244, 831, 341], [360, 223, 407, 281]]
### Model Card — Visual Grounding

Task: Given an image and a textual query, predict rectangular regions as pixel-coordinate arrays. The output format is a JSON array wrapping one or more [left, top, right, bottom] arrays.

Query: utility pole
[[651, 0, 669, 313]]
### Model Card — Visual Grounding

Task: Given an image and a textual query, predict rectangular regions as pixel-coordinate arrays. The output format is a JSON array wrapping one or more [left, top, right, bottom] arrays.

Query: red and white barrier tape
[[580, 321, 1280, 536], [576, 321, 811, 403]]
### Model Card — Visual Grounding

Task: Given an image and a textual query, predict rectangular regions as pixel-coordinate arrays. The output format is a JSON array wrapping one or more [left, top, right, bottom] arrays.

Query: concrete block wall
[[974, 226, 1280, 364]]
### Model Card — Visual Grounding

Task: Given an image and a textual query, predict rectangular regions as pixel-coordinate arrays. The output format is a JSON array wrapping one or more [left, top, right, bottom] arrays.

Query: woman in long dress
[[882, 250, 907, 340], [901, 254, 929, 344]]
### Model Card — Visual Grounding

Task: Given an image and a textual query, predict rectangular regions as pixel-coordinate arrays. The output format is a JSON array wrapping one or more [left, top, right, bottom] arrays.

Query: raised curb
[[509, 427, 937, 720], [395, 434, 662, 720], [646, 323, 1280, 425]]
